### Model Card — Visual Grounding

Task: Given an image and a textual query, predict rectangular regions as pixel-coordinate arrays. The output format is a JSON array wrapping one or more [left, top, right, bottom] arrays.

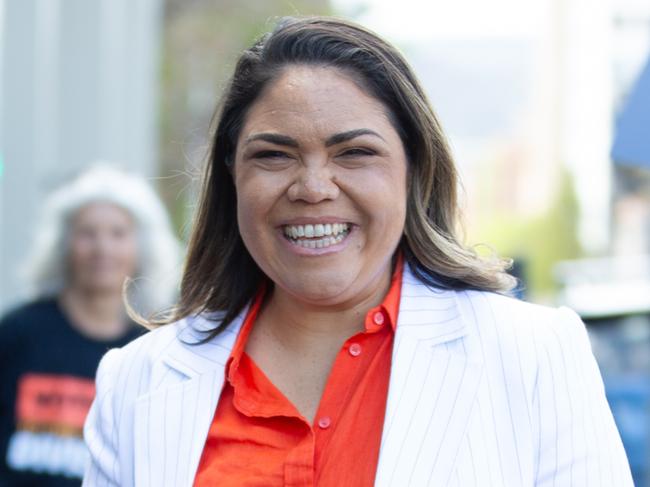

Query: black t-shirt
[[0, 298, 144, 487]]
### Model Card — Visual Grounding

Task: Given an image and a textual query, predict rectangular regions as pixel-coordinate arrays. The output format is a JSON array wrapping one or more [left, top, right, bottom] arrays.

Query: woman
[[83, 18, 632, 487], [0, 165, 180, 486]]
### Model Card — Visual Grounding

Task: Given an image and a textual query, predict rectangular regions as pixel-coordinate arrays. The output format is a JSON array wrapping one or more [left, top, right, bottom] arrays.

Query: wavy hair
[[23, 164, 182, 317], [161, 16, 515, 337]]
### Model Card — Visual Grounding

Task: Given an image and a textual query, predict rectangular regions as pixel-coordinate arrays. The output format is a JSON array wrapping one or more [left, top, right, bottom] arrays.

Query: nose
[[287, 165, 340, 203]]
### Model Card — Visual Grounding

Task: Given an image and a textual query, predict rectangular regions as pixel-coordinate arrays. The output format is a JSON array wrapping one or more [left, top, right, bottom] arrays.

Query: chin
[[79, 278, 126, 294], [282, 275, 354, 305]]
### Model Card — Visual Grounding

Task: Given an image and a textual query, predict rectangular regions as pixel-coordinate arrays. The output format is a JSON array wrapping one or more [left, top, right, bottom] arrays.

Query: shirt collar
[[226, 252, 404, 383]]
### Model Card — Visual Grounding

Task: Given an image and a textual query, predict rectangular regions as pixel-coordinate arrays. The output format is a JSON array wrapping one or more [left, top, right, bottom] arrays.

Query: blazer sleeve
[[83, 348, 123, 487], [532, 306, 634, 486]]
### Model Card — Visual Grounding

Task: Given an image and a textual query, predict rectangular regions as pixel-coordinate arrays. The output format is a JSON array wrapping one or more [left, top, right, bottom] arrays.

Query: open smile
[[282, 223, 351, 249]]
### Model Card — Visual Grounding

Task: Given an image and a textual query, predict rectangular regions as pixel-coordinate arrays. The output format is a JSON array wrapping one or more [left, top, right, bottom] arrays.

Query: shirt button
[[317, 416, 331, 429], [373, 311, 385, 326], [349, 343, 362, 357]]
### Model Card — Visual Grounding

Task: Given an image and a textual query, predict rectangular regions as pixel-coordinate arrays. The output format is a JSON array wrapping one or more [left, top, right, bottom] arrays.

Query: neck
[[258, 265, 392, 350], [59, 286, 129, 341]]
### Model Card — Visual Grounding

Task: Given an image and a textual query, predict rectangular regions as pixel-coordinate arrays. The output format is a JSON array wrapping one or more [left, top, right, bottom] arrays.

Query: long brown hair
[[151, 16, 515, 337]]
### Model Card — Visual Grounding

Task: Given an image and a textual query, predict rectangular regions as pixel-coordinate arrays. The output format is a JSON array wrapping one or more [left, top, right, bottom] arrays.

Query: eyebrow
[[244, 128, 385, 148], [245, 133, 299, 147], [325, 129, 385, 146]]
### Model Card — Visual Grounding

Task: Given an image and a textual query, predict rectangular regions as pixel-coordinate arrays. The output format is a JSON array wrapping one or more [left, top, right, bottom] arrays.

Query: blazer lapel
[[133, 309, 246, 487], [375, 269, 484, 487]]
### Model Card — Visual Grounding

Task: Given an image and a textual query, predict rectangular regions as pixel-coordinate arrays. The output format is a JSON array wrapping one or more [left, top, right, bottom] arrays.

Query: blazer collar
[[394, 265, 469, 343], [160, 307, 248, 379]]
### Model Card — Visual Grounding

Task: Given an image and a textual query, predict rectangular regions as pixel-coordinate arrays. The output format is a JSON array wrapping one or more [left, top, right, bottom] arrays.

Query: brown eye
[[254, 150, 290, 159], [339, 148, 375, 157]]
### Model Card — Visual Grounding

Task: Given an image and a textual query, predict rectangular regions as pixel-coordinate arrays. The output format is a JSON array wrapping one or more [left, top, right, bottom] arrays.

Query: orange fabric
[[16, 373, 95, 430], [194, 256, 403, 487]]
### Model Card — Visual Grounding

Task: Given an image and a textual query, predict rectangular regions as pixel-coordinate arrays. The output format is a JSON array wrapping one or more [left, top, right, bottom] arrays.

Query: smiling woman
[[82, 17, 632, 487], [235, 66, 408, 308]]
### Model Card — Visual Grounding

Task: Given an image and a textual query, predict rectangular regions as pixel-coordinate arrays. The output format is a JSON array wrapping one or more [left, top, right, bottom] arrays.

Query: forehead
[[240, 66, 395, 139], [73, 202, 133, 226]]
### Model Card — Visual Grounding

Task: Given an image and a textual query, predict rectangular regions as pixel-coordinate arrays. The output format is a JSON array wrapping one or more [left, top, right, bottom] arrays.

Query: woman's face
[[68, 202, 138, 294], [234, 66, 408, 307]]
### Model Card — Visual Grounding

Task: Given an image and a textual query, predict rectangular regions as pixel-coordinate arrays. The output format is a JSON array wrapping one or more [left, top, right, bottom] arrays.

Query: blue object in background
[[612, 55, 650, 168], [605, 374, 650, 486]]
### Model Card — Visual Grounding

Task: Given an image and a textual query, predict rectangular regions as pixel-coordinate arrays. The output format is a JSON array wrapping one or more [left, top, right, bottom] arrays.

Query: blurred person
[[0, 165, 181, 486], [83, 18, 632, 487]]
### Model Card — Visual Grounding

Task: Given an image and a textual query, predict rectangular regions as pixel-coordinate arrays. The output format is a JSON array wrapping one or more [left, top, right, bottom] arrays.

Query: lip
[[277, 216, 354, 227], [277, 224, 356, 257]]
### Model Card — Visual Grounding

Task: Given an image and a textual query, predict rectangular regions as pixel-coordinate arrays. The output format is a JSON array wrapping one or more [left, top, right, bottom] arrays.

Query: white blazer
[[83, 267, 633, 486]]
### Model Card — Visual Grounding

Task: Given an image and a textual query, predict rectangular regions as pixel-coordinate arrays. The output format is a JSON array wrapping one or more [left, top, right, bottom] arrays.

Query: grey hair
[[22, 164, 183, 317]]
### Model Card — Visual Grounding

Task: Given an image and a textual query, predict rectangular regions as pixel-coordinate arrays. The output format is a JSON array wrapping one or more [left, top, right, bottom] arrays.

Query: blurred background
[[0, 0, 649, 482]]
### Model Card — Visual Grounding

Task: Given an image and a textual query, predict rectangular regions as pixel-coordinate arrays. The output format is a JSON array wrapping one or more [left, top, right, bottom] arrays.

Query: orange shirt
[[194, 257, 403, 487]]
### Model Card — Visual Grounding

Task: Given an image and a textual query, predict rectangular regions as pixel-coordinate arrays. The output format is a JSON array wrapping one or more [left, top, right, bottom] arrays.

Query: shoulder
[[92, 312, 230, 392], [0, 298, 58, 327], [95, 317, 190, 381], [399, 270, 589, 378], [0, 298, 61, 345], [458, 288, 565, 324], [452, 288, 593, 391], [456, 288, 585, 344], [88, 317, 194, 436], [402, 268, 579, 340], [430, 292, 631, 484], [403, 271, 590, 372]]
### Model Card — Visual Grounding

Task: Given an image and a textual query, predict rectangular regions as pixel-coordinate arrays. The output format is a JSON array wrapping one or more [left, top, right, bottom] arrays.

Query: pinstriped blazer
[[82, 266, 633, 486]]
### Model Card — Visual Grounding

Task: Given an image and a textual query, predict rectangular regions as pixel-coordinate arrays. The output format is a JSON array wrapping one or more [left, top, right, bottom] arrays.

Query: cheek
[[117, 236, 139, 268], [364, 171, 407, 252], [235, 171, 283, 233], [67, 242, 94, 281], [345, 164, 408, 228], [236, 188, 265, 235], [236, 191, 269, 269], [236, 203, 255, 252], [69, 238, 93, 263]]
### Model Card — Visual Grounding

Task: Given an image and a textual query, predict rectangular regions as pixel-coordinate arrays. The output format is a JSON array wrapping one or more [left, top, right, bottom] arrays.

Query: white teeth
[[291, 235, 345, 249], [283, 222, 351, 250], [284, 222, 349, 238]]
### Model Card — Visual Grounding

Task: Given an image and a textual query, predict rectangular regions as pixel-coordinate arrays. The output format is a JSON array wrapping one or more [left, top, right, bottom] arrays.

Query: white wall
[[0, 0, 163, 313]]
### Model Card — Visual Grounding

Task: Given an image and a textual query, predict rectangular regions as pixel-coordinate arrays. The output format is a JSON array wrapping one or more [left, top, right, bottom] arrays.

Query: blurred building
[[611, 13, 650, 256], [0, 0, 163, 313], [381, 0, 649, 297]]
